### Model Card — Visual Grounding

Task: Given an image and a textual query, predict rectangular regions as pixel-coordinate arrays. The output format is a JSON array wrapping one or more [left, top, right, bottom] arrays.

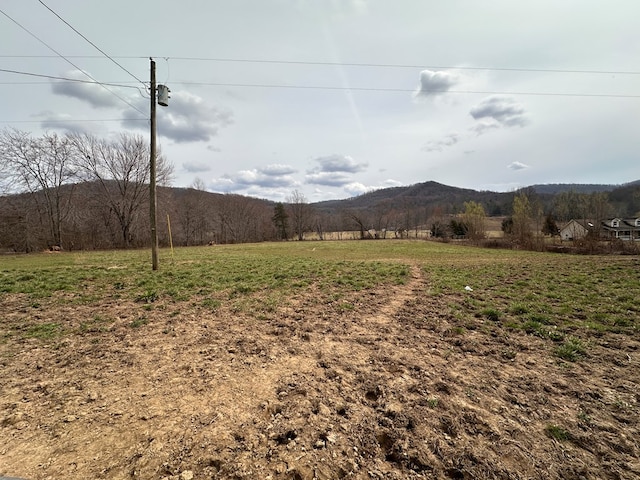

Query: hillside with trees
[[1, 129, 639, 252], [529, 183, 625, 195]]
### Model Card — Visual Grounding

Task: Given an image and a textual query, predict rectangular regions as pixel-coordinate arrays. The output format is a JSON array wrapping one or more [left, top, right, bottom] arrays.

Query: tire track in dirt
[[369, 263, 424, 325], [314, 262, 427, 367]]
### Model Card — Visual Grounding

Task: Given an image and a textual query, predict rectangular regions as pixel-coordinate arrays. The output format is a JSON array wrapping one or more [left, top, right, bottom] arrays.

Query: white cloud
[[208, 177, 239, 192], [259, 164, 298, 176], [34, 111, 92, 134], [51, 75, 233, 144], [414, 70, 459, 98], [305, 154, 368, 186], [508, 161, 529, 171], [236, 169, 296, 188], [423, 132, 461, 152], [306, 171, 353, 187], [470, 96, 529, 128], [182, 160, 211, 173], [311, 154, 368, 173], [344, 182, 369, 196], [209, 164, 299, 193], [51, 71, 122, 109], [156, 91, 233, 143], [469, 119, 502, 136], [343, 179, 403, 197]]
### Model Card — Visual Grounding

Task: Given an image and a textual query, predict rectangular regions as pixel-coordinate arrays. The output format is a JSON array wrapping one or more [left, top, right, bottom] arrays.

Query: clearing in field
[[1, 241, 639, 479]]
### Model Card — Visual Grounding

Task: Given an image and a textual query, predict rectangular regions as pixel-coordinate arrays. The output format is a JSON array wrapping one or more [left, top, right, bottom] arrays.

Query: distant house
[[601, 218, 640, 241], [560, 219, 593, 241]]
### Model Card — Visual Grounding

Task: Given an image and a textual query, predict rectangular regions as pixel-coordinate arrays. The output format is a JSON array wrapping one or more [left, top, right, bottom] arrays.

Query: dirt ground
[[1, 266, 639, 479]]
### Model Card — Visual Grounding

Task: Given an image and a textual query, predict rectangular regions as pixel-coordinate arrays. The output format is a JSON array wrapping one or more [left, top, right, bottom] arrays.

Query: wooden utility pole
[[150, 58, 159, 270]]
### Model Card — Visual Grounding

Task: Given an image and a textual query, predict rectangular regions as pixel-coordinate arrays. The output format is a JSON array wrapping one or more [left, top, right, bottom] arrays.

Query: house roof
[[561, 218, 640, 233], [601, 217, 640, 231], [560, 219, 593, 231]]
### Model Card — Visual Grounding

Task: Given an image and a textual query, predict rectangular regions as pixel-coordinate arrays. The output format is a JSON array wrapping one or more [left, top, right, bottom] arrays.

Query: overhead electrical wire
[[0, 118, 147, 124], [36, 0, 148, 89], [0, 67, 140, 89], [174, 81, 640, 99], [160, 57, 640, 76], [0, 13, 638, 129], [1, 54, 639, 76], [0, 7, 147, 117], [1, 68, 639, 100]]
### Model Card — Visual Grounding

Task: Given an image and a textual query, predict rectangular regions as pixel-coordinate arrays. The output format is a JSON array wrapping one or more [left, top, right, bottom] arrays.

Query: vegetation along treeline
[[1, 128, 639, 252]]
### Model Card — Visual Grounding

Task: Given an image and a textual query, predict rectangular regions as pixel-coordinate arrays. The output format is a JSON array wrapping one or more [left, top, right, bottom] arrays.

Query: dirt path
[[1, 264, 639, 479]]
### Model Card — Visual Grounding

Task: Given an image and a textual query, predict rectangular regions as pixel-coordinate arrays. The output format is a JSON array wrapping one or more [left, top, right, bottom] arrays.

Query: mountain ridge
[[309, 180, 640, 217]]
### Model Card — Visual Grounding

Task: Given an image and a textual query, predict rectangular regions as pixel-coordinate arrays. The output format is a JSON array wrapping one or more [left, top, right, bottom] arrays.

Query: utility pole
[[150, 58, 159, 270]]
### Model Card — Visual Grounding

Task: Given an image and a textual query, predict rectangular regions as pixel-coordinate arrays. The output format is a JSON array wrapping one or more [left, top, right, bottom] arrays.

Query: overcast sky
[[1, 1, 638, 202]]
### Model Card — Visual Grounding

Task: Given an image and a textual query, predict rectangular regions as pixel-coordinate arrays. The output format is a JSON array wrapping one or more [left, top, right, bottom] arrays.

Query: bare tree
[[313, 210, 329, 240], [586, 192, 612, 237], [0, 129, 77, 248], [175, 178, 212, 245], [372, 200, 392, 238], [554, 190, 585, 222], [345, 210, 370, 239], [191, 177, 206, 191], [0, 194, 36, 252], [0, 147, 11, 196], [70, 132, 173, 248], [216, 194, 267, 244], [287, 189, 313, 241]]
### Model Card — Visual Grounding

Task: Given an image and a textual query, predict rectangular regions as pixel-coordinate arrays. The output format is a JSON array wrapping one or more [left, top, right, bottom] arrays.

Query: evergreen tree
[[272, 202, 289, 240], [501, 217, 514, 235], [450, 219, 468, 237], [542, 213, 559, 237]]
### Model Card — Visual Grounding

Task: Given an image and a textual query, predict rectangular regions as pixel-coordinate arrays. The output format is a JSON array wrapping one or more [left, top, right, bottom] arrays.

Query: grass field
[[2, 241, 637, 342], [1, 240, 639, 479]]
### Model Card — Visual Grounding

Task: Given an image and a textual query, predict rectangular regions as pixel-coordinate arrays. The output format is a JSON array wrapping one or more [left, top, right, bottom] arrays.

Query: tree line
[[1, 129, 638, 253]]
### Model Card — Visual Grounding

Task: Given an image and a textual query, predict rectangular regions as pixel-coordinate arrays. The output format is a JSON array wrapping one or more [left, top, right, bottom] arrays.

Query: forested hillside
[[1, 130, 638, 252], [2, 179, 639, 253]]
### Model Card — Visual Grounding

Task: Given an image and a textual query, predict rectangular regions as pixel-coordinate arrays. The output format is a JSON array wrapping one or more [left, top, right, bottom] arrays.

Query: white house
[[560, 219, 593, 241]]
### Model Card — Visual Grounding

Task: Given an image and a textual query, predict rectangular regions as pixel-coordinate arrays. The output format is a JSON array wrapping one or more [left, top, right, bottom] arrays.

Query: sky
[[1, 0, 639, 202]]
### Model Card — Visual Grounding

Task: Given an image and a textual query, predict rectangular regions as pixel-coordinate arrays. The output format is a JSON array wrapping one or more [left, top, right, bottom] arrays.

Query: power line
[[0, 118, 147, 124], [164, 81, 640, 99], [164, 57, 640, 76], [0, 8, 147, 117], [37, 0, 148, 88], [0, 67, 140, 89], [1, 68, 638, 99], [1, 54, 639, 76]]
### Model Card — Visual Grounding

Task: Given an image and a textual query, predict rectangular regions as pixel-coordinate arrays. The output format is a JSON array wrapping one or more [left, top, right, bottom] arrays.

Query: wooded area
[[1, 129, 639, 252]]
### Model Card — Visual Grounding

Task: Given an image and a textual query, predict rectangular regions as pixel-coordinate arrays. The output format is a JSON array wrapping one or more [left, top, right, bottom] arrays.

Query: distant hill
[[307, 180, 640, 219], [312, 181, 517, 216], [529, 183, 623, 195]]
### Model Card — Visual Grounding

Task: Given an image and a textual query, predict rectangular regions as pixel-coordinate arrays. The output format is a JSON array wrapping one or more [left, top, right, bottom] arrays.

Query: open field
[[1, 241, 639, 479]]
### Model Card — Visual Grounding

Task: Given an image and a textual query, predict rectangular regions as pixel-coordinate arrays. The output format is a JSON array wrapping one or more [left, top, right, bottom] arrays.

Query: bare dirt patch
[[1, 265, 639, 479]]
